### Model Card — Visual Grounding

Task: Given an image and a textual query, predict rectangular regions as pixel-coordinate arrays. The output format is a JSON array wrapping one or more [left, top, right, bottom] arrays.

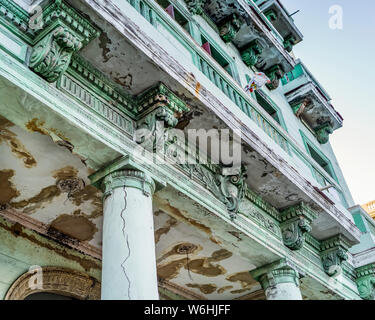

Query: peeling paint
[[186, 283, 217, 294], [0, 170, 20, 205]]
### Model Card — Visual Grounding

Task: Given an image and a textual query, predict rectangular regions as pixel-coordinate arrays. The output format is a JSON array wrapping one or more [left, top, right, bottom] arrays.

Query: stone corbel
[[264, 9, 277, 22], [279, 202, 317, 250], [283, 34, 297, 53], [218, 14, 241, 43], [356, 263, 375, 300], [314, 122, 333, 144], [320, 235, 350, 277], [265, 64, 285, 90], [29, 1, 100, 83], [240, 39, 263, 67], [184, 0, 207, 15], [134, 83, 190, 152]]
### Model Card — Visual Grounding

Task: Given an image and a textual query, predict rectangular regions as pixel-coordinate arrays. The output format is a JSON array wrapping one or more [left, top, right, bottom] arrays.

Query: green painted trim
[[300, 130, 339, 184], [0, 22, 28, 63]]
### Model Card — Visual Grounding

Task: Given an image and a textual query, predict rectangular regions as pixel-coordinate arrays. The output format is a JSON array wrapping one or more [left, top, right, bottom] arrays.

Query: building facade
[[362, 201, 375, 220], [0, 0, 374, 300]]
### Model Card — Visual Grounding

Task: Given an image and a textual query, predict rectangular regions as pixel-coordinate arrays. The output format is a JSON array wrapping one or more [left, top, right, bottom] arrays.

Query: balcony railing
[[124, 0, 346, 206]]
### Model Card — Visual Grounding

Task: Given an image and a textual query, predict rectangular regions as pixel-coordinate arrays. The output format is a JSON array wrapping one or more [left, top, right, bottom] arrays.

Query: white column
[[100, 169, 159, 300], [251, 260, 303, 300]]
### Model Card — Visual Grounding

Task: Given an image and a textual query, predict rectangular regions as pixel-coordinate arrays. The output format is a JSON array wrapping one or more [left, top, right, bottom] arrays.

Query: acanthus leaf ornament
[[320, 235, 350, 277], [279, 202, 317, 251], [356, 264, 375, 300]]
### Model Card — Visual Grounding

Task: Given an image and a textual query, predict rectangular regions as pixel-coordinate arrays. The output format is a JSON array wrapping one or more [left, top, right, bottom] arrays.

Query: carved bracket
[[356, 263, 375, 300], [134, 83, 189, 152], [218, 14, 241, 43], [29, 1, 100, 82], [280, 202, 317, 250], [283, 34, 297, 53], [240, 39, 263, 67], [265, 64, 285, 90], [320, 235, 350, 277], [314, 122, 333, 144], [184, 0, 207, 15]]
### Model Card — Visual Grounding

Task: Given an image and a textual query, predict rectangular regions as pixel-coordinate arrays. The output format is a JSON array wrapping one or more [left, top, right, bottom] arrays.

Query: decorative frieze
[[320, 235, 350, 277], [314, 122, 333, 144], [29, 1, 100, 82], [356, 263, 375, 300], [240, 39, 263, 67], [218, 14, 241, 43], [279, 202, 317, 250], [265, 64, 285, 90]]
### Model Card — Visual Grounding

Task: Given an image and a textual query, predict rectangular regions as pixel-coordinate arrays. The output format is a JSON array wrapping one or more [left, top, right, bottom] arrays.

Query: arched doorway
[[5, 267, 101, 300]]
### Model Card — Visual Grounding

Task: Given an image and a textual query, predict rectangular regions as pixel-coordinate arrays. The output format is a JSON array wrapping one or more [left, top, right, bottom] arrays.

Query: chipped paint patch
[[186, 283, 217, 294], [226, 271, 257, 293], [217, 285, 234, 294], [0, 116, 36, 168], [0, 169, 20, 205], [49, 214, 98, 242], [155, 216, 178, 243]]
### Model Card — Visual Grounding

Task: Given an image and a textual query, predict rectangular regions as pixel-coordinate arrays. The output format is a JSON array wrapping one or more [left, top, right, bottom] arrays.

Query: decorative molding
[[265, 64, 285, 90], [314, 122, 333, 144], [320, 235, 350, 277], [356, 263, 375, 300], [218, 14, 241, 43], [183, 0, 207, 15], [240, 39, 263, 67], [279, 202, 317, 251], [5, 267, 101, 300], [29, 1, 100, 82]]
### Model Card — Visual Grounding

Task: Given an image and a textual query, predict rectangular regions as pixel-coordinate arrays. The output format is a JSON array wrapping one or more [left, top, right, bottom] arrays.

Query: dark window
[[255, 91, 281, 125], [157, 0, 190, 32], [307, 144, 334, 178], [201, 36, 233, 76]]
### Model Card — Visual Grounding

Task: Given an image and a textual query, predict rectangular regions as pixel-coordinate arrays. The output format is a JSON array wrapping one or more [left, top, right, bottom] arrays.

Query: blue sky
[[281, 0, 375, 205]]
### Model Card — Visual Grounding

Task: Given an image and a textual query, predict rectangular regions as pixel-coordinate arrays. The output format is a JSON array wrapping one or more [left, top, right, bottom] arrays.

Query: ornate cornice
[[320, 235, 350, 277], [279, 202, 317, 250], [356, 263, 375, 300], [283, 34, 296, 53]]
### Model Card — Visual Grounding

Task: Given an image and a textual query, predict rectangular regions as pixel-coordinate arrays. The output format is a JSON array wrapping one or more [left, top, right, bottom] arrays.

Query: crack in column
[[120, 186, 132, 299]]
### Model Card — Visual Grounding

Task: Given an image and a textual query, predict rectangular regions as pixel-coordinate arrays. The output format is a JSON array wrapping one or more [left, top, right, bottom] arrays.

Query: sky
[[281, 0, 375, 205]]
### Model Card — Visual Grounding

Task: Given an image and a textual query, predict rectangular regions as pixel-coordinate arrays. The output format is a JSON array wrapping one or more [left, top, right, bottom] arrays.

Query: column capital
[[101, 170, 155, 198], [250, 259, 302, 291], [320, 234, 350, 277], [89, 156, 156, 198]]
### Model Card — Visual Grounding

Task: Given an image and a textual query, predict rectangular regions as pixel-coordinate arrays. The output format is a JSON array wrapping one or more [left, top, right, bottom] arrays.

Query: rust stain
[[70, 185, 103, 219], [226, 271, 257, 292], [195, 82, 201, 97], [157, 246, 231, 281], [156, 198, 221, 245], [186, 283, 217, 295], [0, 116, 36, 168], [217, 286, 234, 294], [49, 214, 98, 242], [52, 166, 79, 180], [25, 118, 70, 141], [0, 170, 20, 205], [0, 219, 100, 271], [157, 242, 201, 264], [11, 185, 61, 214], [25, 118, 48, 135], [155, 217, 178, 243]]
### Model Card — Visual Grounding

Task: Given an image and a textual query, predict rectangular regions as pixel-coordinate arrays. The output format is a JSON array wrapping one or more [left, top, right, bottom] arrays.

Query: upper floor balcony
[[282, 61, 344, 144], [253, 0, 303, 52]]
